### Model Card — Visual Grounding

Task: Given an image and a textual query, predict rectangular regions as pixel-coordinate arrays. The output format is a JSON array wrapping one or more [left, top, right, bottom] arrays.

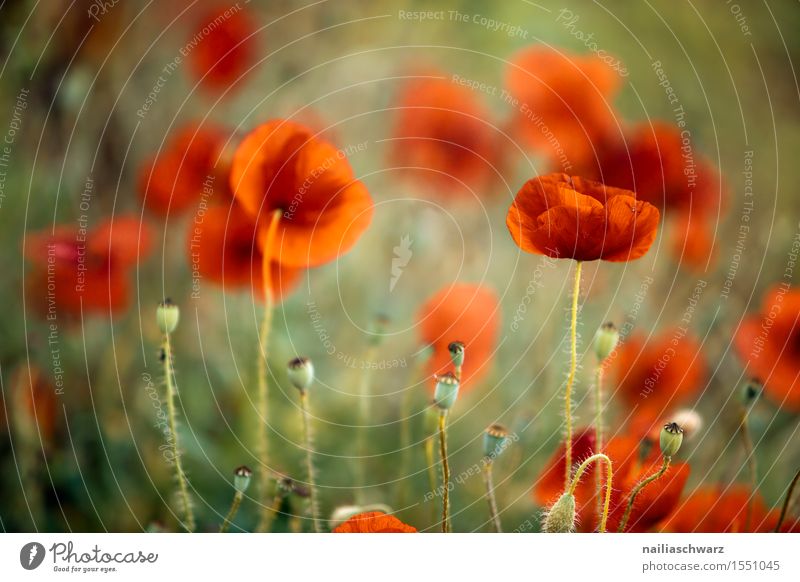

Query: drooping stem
[[774, 467, 800, 532], [256, 209, 282, 532], [162, 335, 195, 532], [438, 411, 451, 533], [738, 406, 758, 531], [219, 491, 243, 533], [567, 453, 613, 533], [300, 391, 322, 533], [617, 456, 671, 533], [564, 260, 583, 490], [482, 459, 502, 532]]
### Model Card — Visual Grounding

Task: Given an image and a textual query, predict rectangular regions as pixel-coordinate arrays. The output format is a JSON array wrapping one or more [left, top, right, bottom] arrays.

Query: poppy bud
[[233, 465, 252, 494], [433, 372, 459, 410], [542, 493, 576, 533], [156, 298, 180, 334], [660, 422, 684, 457], [594, 322, 619, 361], [483, 424, 509, 459], [448, 341, 465, 369], [741, 378, 761, 406], [287, 357, 314, 392]]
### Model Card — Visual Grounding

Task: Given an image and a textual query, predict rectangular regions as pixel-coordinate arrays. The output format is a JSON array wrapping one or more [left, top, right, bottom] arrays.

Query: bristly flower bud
[[542, 493, 576, 533], [483, 424, 509, 459], [448, 341, 465, 369], [233, 465, 252, 494], [660, 422, 684, 457], [287, 357, 314, 392], [433, 372, 460, 410], [741, 378, 761, 406], [156, 298, 180, 334], [594, 322, 619, 361]]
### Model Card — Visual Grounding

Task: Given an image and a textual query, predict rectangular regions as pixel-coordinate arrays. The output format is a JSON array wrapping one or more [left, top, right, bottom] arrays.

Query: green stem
[[739, 406, 758, 531], [162, 335, 195, 532], [483, 459, 502, 532], [219, 491, 243, 533], [774, 467, 800, 532], [425, 436, 437, 525], [564, 260, 583, 490], [300, 391, 322, 532], [567, 453, 612, 533], [438, 411, 451, 533], [617, 456, 670, 533], [594, 363, 605, 519], [356, 344, 378, 504]]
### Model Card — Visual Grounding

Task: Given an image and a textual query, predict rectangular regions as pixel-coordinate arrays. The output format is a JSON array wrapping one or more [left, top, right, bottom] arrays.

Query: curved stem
[[219, 491, 243, 533], [564, 260, 583, 490], [774, 467, 800, 532], [300, 391, 322, 532], [617, 456, 671, 533], [438, 411, 451, 533], [567, 453, 613, 533], [162, 335, 195, 532], [256, 209, 282, 532], [483, 459, 502, 532]]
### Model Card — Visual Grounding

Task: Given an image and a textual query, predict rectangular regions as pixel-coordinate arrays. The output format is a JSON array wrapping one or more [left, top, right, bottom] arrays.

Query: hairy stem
[[219, 491, 243, 533], [617, 456, 671, 533], [567, 453, 613, 533], [300, 391, 322, 532], [438, 411, 451, 533], [483, 459, 502, 532], [564, 260, 583, 490], [774, 467, 800, 532], [594, 364, 605, 519]]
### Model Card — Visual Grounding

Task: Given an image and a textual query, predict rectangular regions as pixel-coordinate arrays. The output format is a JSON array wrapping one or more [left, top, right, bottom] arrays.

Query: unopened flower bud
[[660, 422, 684, 457], [483, 424, 509, 459], [433, 372, 459, 410], [287, 357, 314, 392], [542, 493, 576, 533], [594, 322, 619, 361], [156, 299, 180, 334], [448, 341, 465, 369], [233, 465, 252, 493]]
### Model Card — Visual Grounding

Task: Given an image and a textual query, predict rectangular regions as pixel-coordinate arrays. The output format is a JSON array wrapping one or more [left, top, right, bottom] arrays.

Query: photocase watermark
[[188, 174, 217, 300], [397, 9, 529, 38], [0, 87, 29, 209], [390, 234, 413, 292], [45, 244, 65, 395], [20, 542, 46, 570], [725, 0, 752, 37], [75, 175, 95, 294], [87, 0, 121, 22], [556, 9, 628, 76], [721, 149, 754, 300], [143, 371, 176, 466], [510, 255, 558, 332], [651, 60, 696, 188]]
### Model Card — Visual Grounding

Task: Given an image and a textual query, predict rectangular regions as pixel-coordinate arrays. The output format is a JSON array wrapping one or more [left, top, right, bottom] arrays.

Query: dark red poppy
[[332, 511, 416, 533]]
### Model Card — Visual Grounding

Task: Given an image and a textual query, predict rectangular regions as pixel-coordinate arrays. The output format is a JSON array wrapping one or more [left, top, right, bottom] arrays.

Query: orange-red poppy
[[332, 511, 416, 533], [614, 330, 707, 435], [230, 119, 373, 269], [188, 203, 301, 302], [417, 283, 500, 392], [24, 215, 152, 317], [735, 285, 800, 411], [390, 73, 502, 194], [139, 123, 233, 215], [505, 46, 622, 167], [186, 6, 256, 93], [506, 173, 660, 262], [659, 485, 776, 532]]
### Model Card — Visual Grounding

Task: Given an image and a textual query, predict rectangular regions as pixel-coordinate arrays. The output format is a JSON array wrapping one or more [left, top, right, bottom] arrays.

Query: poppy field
[[1, 1, 799, 535]]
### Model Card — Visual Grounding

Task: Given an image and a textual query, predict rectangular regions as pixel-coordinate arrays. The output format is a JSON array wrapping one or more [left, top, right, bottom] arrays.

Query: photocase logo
[[20, 542, 46, 570], [390, 234, 413, 292]]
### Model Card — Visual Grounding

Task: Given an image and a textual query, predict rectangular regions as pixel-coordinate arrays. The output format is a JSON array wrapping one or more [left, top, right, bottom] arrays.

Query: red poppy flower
[[659, 485, 775, 532], [139, 123, 233, 216], [505, 46, 622, 167], [332, 511, 416, 533], [24, 215, 152, 317], [735, 285, 800, 411], [615, 330, 707, 435], [506, 173, 660, 262], [230, 119, 373, 269], [671, 210, 718, 272], [417, 283, 500, 392], [186, 6, 256, 93], [390, 73, 501, 194], [188, 203, 301, 302]]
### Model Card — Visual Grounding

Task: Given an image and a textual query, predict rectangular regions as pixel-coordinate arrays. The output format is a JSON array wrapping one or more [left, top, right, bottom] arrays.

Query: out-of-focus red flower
[[139, 123, 233, 216], [506, 173, 660, 262], [24, 215, 153, 317], [10, 364, 59, 445], [390, 72, 502, 194], [659, 485, 776, 532], [735, 285, 800, 411], [417, 282, 500, 392], [332, 511, 416, 533], [186, 6, 256, 94], [188, 203, 301, 303], [614, 330, 707, 436], [671, 210, 718, 272], [505, 46, 622, 167]]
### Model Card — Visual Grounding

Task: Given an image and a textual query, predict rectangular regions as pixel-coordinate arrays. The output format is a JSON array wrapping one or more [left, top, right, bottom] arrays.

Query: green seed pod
[[156, 299, 180, 334], [660, 422, 684, 457], [740, 379, 761, 406], [594, 322, 619, 361], [542, 493, 576, 533], [233, 465, 252, 494], [483, 423, 509, 459], [448, 341, 465, 369], [287, 357, 314, 392], [433, 372, 460, 411]]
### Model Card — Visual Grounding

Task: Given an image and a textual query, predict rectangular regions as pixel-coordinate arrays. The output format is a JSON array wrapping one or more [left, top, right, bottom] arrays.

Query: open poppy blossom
[[417, 282, 500, 392], [659, 485, 776, 532], [506, 173, 660, 262], [332, 511, 416, 533], [230, 119, 373, 269], [390, 72, 501, 194], [505, 46, 622, 167], [139, 123, 232, 216], [735, 285, 800, 411], [188, 203, 301, 303], [185, 6, 256, 94], [24, 215, 152, 317]]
